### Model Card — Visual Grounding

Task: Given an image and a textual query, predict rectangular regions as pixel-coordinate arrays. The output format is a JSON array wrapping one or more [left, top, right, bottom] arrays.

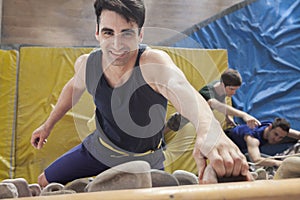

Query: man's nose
[[113, 34, 123, 49]]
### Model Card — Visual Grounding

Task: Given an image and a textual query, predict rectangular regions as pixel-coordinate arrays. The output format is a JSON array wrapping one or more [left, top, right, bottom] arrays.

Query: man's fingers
[[229, 150, 243, 176], [193, 149, 207, 182], [231, 147, 249, 176], [30, 137, 37, 148], [31, 137, 40, 149], [37, 139, 43, 149], [241, 157, 250, 176], [208, 151, 226, 177], [246, 171, 255, 181], [227, 143, 249, 177], [197, 158, 207, 180], [37, 138, 47, 149], [201, 165, 218, 184], [219, 150, 234, 177], [247, 120, 256, 129], [233, 146, 249, 176], [207, 142, 249, 178], [247, 119, 261, 129], [256, 119, 261, 126]]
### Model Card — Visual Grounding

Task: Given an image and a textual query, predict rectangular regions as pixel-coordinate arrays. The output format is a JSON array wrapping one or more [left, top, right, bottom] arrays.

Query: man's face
[[225, 85, 240, 97], [96, 10, 142, 66], [266, 127, 288, 144]]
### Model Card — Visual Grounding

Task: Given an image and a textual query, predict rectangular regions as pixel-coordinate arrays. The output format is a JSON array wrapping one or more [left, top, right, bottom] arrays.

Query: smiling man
[[31, 0, 251, 187]]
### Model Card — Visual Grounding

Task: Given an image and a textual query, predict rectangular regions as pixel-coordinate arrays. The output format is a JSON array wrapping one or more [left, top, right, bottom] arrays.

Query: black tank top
[[84, 44, 167, 153]]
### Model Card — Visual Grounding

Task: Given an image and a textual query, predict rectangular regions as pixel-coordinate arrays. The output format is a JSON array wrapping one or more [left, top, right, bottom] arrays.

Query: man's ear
[[95, 24, 100, 41], [221, 82, 225, 88], [139, 27, 144, 43], [268, 124, 273, 129], [95, 33, 100, 42]]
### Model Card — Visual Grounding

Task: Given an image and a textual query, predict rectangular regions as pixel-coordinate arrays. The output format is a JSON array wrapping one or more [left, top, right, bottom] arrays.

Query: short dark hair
[[272, 117, 290, 133], [220, 69, 242, 87], [94, 0, 145, 33]]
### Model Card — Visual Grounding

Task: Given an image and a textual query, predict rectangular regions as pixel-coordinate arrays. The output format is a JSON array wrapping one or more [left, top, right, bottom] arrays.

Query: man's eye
[[104, 31, 113, 36], [122, 31, 134, 38]]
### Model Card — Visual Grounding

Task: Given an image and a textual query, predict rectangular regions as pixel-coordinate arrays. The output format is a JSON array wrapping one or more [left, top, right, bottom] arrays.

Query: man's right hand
[[193, 124, 250, 184], [31, 124, 50, 149], [200, 164, 254, 184], [242, 113, 261, 129]]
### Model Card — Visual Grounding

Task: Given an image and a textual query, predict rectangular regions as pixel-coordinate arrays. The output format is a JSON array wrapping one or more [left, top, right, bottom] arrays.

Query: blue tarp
[[171, 0, 300, 130]]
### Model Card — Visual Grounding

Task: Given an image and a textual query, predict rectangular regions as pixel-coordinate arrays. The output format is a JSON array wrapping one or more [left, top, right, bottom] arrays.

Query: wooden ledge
[[12, 178, 300, 200]]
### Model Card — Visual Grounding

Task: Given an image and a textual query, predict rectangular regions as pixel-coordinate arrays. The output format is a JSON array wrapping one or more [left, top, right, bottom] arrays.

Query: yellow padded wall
[[10, 46, 228, 182], [154, 47, 227, 91], [0, 49, 18, 181], [15, 47, 94, 183]]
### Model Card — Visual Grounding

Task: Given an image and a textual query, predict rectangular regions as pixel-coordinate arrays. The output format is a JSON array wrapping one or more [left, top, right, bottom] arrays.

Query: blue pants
[[44, 144, 109, 185], [44, 142, 165, 185]]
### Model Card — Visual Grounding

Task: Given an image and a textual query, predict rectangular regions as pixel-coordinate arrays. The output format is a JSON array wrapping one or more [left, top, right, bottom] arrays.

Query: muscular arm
[[245, 135, 282, 167], [208, 98, 260, 128], [141, 49, 249, 182], [31, 54, 88, 149]]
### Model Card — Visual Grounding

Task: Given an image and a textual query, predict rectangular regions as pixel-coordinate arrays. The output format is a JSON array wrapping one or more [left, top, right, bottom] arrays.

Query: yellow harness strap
[[99, 137, 162, 157]]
